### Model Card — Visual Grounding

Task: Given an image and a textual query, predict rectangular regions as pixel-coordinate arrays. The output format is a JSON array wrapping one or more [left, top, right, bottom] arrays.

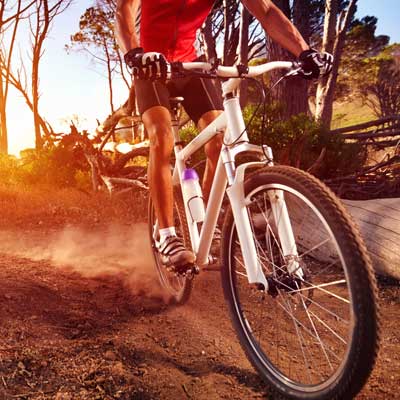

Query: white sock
[[159, 227, 176, 243]]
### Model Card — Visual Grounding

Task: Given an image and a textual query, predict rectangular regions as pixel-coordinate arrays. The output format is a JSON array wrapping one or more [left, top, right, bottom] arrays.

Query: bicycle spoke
[[275, 298, 342, 363], [312, 259, 341, 278], [283, 296, 313, 383], [298, 283, 334, 372], [288, 279, 346, 293], [234, 225, 350, 324], [298, 237, 332, 259], [308, 309, 347, 345]]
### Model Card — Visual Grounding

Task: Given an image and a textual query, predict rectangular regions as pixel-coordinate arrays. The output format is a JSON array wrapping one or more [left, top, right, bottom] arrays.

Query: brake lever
[[284, 62, 303, 78]]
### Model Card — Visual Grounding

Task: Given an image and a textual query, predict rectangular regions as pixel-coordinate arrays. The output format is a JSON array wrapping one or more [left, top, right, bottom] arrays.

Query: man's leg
[[143, 105, 195, 268], [197, 110, 223, 202], [143, 106, 174, 229]]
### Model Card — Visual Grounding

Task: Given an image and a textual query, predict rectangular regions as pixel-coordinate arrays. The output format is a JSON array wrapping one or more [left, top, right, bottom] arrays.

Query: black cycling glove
[[124, 47, 168, 80], [298, 49, 333, 80]]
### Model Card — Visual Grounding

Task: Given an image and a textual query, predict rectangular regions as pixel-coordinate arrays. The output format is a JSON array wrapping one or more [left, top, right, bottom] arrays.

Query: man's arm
[[241, 0, 309, 58], [115, 0, 140, 54]]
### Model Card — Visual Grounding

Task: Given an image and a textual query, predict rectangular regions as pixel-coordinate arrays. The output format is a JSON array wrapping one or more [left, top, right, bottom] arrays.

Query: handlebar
[[169, 60, 301, 79]]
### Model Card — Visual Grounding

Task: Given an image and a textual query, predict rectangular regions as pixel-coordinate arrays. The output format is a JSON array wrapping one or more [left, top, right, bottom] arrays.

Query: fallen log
[[343, 198, 400, 280], [284, 197, 400, 280]]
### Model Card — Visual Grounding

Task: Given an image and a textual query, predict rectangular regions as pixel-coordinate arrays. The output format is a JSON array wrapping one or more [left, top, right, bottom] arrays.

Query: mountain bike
[[147, 60, 380, 400]]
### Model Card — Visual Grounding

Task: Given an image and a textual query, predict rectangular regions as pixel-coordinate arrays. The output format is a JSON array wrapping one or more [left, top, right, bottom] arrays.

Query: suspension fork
[[268, 190, 303, 279], [223, 148, 269, 288]]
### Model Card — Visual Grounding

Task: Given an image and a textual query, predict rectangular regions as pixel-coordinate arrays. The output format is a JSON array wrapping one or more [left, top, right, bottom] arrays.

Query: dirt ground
[[0, 187, 399, 399]]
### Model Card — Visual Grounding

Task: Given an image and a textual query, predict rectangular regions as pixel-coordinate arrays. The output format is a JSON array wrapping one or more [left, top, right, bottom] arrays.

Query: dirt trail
[[0, 224, 399, 400]]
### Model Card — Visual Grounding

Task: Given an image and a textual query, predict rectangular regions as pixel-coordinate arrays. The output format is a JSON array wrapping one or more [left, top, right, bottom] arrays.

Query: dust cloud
[[0, 223, 170, 302]]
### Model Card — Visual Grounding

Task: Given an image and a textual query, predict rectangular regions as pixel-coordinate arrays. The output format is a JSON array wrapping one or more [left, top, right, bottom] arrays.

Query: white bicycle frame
[[168, 61, 302, 289]]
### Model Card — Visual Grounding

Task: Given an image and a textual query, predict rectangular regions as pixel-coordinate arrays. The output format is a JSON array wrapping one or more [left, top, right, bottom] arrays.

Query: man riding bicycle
[[115, 0, 333, 272]]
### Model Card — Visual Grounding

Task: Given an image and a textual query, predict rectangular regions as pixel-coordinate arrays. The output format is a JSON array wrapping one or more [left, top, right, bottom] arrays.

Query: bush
[[0, 153, 20, 184], [243, 103, 366, 179], [0, 143, 90, 188]]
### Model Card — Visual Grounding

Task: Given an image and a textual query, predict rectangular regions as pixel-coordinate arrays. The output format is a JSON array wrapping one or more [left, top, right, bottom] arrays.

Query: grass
[[332, 98, 375, 129]]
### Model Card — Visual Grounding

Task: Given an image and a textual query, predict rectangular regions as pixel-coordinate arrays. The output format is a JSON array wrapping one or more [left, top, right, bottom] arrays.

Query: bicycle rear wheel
[[221, 165, 380, 400], [148, 188, 193, 305]]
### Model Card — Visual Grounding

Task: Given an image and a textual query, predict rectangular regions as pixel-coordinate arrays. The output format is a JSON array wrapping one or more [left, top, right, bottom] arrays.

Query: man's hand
[[298, 49, 333, 80], [124, 47, 168, 80]]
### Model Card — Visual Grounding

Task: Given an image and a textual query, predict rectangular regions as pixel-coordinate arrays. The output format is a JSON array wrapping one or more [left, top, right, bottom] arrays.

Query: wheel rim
[[227, 183, 354, 392]]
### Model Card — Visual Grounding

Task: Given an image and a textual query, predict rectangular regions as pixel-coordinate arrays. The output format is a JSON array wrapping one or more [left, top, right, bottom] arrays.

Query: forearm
[[115, 0, 140, 54], [241, 0, 309, 57]]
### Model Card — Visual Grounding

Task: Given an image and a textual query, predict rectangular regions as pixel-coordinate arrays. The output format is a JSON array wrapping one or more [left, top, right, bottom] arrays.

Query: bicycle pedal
[[168, 263, 199, 277], [191, 265, 200, 274]]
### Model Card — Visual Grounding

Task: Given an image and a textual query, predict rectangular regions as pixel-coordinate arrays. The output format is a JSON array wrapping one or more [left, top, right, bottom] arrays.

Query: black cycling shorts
[[135, 76, 223, 125]]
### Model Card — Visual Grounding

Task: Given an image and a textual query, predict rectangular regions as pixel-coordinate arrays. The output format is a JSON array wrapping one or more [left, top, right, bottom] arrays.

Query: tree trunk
[[321, 0, 338, 54], [223, 0, 231, 65], [222, 0, 240, 66], [315, 0, 358, 128], [291, 0, 310, 113], [202, 13, 217, 62], [267, 0, 309, 118], [0, 0, 24, 154], [32, 52, 43, 149], [0, 78, 8, 154], [238, 4, 249, 107], [31, 0, 50, 150], [104, 39, 114, 113]]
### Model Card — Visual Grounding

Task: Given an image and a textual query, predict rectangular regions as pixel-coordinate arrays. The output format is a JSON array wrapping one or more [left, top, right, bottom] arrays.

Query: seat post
[[170, 96, 184, 143]]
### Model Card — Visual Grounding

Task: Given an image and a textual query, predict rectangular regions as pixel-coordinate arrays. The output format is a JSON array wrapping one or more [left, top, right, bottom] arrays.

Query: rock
[[55, 392, 72, 400], [104, 350, 117, 361]]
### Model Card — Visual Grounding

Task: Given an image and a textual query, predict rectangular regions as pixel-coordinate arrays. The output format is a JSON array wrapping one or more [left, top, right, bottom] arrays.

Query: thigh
[[180, 77, 223, 125], [135, 78, 171, 116]]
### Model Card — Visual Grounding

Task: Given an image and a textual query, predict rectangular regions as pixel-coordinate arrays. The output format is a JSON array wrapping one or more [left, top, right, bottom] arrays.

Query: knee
[[148, 123, 174, 157], [205, 134, 223, 161]]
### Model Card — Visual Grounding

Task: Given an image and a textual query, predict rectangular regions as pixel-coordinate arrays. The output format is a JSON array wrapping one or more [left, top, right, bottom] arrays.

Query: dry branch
[[96, 85, 136, 136]]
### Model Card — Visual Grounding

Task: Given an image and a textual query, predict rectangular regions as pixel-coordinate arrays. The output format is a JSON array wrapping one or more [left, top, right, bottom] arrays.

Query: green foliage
[[0, 143, 90, 188], [337, 16, 390, 100], [243, 103, 365, 178], [355, 44, 400, 117], [178, 123, 206, 165], [179, 123, 198, 143], [0, 154, 20, 183], [67, 6, 116, 53]]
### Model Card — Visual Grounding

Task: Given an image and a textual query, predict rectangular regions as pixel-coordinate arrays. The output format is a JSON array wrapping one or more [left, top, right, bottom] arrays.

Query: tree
[[266, 0, 315, 119], [335, 16, 389, 100], [199, 0, 266, 66], [67, 0, 130, 113], [0, 62, 54, 136], [0, 0, 35, 154], [356, 45, 400, 118], [30, 0, 72, 149], [315, 0, 358, 128]]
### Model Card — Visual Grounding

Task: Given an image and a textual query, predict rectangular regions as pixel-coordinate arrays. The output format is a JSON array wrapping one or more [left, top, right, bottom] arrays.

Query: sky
[[6, 0, 400, 156]]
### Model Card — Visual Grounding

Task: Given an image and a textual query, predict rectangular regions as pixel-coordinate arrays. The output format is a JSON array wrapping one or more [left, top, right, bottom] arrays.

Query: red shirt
[[140, 0, 215, 62]]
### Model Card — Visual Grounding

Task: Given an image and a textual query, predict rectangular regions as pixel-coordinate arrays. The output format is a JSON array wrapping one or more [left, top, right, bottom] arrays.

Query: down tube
[[196, 156, 227, 267]]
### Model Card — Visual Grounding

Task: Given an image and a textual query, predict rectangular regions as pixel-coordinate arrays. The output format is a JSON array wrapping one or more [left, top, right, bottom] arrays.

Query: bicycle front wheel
[[221, 166, 380, 400], [148, 188, 193, 305]]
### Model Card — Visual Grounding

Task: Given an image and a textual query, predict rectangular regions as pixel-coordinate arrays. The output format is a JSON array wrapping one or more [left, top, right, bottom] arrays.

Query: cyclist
[[115, 0, 333, 272]]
